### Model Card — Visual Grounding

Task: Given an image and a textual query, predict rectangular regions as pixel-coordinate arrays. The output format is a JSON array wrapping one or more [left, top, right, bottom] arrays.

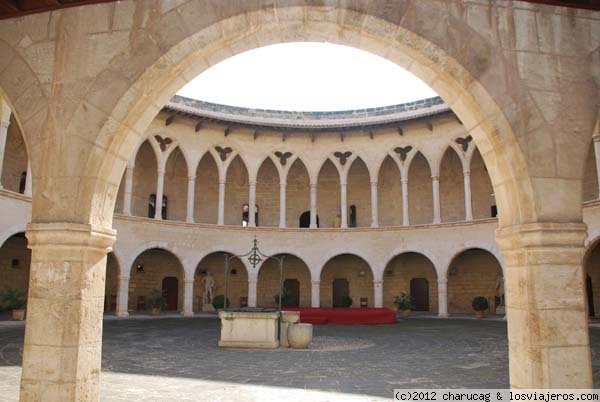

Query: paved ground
[[0, 317, 598, 401]]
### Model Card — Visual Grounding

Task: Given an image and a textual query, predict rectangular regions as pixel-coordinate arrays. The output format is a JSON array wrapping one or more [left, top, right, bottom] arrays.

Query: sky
[[176, 42, 438, 111]]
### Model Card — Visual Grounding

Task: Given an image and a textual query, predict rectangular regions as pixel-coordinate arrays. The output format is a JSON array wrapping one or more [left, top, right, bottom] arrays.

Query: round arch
[[194, 251, 249, 311], [256, 253, 311, 308], [320, 253, 374, 308]]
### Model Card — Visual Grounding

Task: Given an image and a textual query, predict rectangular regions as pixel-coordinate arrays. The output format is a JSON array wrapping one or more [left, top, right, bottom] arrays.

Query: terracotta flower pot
[[475, 310, 485, 319], [151, 307, 161, 316], [401, 309, 411, 317], [12, 309, 25, 321]]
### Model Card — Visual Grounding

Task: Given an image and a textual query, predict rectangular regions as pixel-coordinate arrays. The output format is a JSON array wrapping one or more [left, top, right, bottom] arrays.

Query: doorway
[[284, 279, 300, 307], [587, 274, 595, 317], [299, 210, 319, 228], [162, 276, 179, 311], [332, 278, 349, 307], [410, 278, 429, 311]]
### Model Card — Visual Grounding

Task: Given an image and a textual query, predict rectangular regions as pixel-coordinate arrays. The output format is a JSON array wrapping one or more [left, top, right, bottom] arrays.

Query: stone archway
[[257, 254, 311, 308], [1, 3, 597, 398], [194, 252, 248, 311], [320, 254, 374, 308]]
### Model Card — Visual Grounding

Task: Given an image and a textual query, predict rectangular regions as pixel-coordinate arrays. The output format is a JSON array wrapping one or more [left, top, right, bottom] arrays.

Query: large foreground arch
[[0, 2, 597, 400]]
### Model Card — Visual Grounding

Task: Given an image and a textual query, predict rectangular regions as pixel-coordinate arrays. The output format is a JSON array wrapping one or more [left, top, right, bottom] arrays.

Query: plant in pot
[[341, 295, 353, 308], [2, 288, 26, 321], [393, 292, 414, 317], [472, 296, 489, 318], [273, 288, 294, 308], [212, 294, 230, 310], [148, 289, 167, 315]]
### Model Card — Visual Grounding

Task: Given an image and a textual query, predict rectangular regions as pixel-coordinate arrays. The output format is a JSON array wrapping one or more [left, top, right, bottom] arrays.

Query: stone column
[[24, 159, 32, 197], [432, 175, 441, 224], [593, 135, 600, 199], [116, 275, 130, 318], [279, 181, 286, 228], [182, 279, 194, 317], [402, 178, 409, 226], [186, 175, 196, 223], [247, 278, 257, 307], [496, 222, 592, 388], [309, 182, 318, 228], [463, 170, 473, 221], [373, 280, 383, 308], [437, 279, 448, 318], [0, 101, 10, 189], [340, 180, 348, 228], [122, 164, 134, 215], [311, 280, 320, 308], [20, 223, 116, 402], [154, 169, 165, 220], [248, 180, 257, 227], [370, 181, 379, 228], [217, 180, 226, 225]]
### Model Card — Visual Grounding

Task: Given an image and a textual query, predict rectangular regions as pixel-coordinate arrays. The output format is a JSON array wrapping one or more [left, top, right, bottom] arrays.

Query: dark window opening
[[349, 205, 357, 227], [18, 171, 26, 194], [491, 205, 498, 218], [148, 194, 168, 219], [242, 203, 259, 226], [299, 211, 319, 228]]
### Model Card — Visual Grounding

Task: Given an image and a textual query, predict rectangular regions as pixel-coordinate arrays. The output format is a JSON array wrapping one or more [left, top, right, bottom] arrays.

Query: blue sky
[[177, 42, 438, 111]]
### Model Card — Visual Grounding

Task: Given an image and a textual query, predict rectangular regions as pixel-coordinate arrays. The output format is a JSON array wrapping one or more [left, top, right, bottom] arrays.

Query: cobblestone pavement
[[0, 317, 599, 401]]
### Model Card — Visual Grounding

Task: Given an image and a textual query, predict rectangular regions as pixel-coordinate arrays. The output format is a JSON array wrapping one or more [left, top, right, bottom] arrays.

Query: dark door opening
[[299, 211, 319, 228], [587, 274, 595, 317], [410, 278, 429, 311], [332, 278, 349, 307], [284, 278, 300, 307], [162, 276, 179, 311]]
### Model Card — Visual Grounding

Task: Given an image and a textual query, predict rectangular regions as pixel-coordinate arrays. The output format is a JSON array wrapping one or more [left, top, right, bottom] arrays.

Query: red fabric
[[282, 307, 397, 325]]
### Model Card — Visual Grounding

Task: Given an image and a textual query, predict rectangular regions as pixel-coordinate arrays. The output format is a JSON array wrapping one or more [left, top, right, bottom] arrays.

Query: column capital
[[463, 170, 471, 176], [188, 175, 196, 181], [370, 181, 378, 186], [401, 178, 408, 184], [248, 277, 258, 284], [437, 279, 448, 286], [311, 280, 320, 285], [26, 223, 116, 252], [118, 275, 131, 281], [373, 280, 383, 286], [593, 134, 600, 143], [249, 180, 257, 187], [184, 279, 195, 284], [157, 169, 165, 176], [219, 179, 226, 185], [0, 119, 10, 129], [431, 175, 439, 181], [310, 183, 317, 189], [280, 181, 287, 187]]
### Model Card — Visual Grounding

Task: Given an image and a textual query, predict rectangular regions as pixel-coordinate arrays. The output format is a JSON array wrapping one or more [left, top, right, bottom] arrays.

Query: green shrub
[[341, 295, 353, 307], [472, 296, 489, 312], [2, 289, 26, 310], [212, 294, 230, 309], [148, 289, 167, 310], [393, 292, 414, 311], [273, 288, 294, 307]]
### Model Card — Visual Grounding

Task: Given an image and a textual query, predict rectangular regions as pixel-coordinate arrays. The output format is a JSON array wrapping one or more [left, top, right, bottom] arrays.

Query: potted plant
[[148, 289, 167, 315], [273, 289, 294, 308], [341, 295, 353, 308], [3, 288, 26, 321], [393, 292, 414, 317], [212, 294, 230, 310], [472, 296, 489, 318]]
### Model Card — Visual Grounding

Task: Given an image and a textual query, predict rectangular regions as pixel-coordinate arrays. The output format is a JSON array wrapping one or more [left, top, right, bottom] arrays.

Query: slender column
[[248, 180, 257, 227], [437, 279, 448, 318], [116, 275, 130, 318], [123, 164, 134, 215], [154, 169, 165, 220], [311, 280, 320, 308], [247, 278, 257, 307], [370, 181, 379, 228], [0, 102, 10, 189], [432, 175, 441, 224], [340, 181, 348, 228], [593, 135, 600, 199], [373, 280, 383, 308], [402, 178, 409, 226], [279, 181, 287, 228], [496, 222, 592, 388], [24, 159, 32, 196], [20, 223, 116, 402], [309, 182, 318, 228], [186, 175, 196, 223], [217, 180, 225, 225], [182, 279, 194, 317], [463, 170, 473, 221]]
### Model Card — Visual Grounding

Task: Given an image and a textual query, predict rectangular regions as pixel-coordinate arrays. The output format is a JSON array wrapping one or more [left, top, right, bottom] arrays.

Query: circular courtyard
[[0, 317, 598, 402]]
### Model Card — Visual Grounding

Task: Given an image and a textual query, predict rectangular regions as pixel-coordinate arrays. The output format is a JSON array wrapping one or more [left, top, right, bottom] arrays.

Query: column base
[[309, 224, 317, 229], [116, 311, 129, 318], [182, 311, 194, 317], [438, 313, 449, 319], [186, 217, 194, 223], [371, 223, 379, 228]]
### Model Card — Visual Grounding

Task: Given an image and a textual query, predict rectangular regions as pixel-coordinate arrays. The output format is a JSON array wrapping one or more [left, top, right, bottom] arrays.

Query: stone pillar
[[248, 180, 257, 227], [116, 275, 129, 318], [279, 181, 286, 228], [437, 279, 448, 318], [340, 181, 348, 228], [463, 170, 473, 221], [123, 164, 134, 215], [373, 280, 383, 308], [154, 169, 165, 220], [309, 182, 318, 228], [370, 181, 379, 228], [217, 180, 225, 225], [0, 101, 10, 189], [432, 175, 441, 224], [593, 135, 600, 199], [182, 279, 194, 317], [24, 159, 32, 197], [247, 278, 257, 307], [311, 280, 320, 308], [496, 222, 592, 388], [20, 223, 116, 402], [186, 175, 196, 223], [402, 178, 409, 226]]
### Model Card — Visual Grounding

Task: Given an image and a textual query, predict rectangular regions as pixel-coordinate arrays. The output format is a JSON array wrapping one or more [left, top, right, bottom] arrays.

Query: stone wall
[[286, 159, 311, 227], [194, 253, 248, 310], [583, 143, 598, 203], [317, 160, 341, 228], [1, 115, 27, 193], [257, 255, 311, 307], [164, 147, 188, 222], [104, 253, 119, 313], [195, 153, 219, 224], [378, 156, 403, 227], [132, 141, 157, 218], [225, 156, 249, 226], [256, 158, 280, 227], [440, 148, 465, 223], [319, 254, 374, 308], [408, 153, 434, 224]]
